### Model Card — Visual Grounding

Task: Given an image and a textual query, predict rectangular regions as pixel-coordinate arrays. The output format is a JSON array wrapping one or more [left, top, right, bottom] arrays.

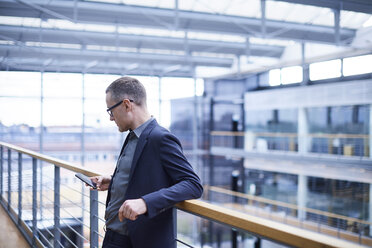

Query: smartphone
[[75, 173, 97, 189]]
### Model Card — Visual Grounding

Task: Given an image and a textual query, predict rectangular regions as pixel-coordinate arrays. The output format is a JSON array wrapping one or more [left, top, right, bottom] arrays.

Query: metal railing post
[[54, 165, 61, 248], [0, 146, 3, 198], [32, 157, 37, 247], [18, 152, 22, 224], [231, 170, 239, 248], [8, 149, 11, 210], [90, 190, 99, 248]]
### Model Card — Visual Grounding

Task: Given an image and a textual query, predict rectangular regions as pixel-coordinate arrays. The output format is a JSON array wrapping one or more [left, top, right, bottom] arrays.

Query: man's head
[[106, 76, 147, 106], [105, 77, 149, 132]]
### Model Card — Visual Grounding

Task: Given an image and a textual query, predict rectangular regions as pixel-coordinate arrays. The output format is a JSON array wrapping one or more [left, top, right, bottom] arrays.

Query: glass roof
[[0, 0, 371, 77], [87, 0, 371, 29]]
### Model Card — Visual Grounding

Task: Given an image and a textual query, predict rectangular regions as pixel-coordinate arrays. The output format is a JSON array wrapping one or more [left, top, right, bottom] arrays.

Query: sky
[[0, 72, 204, 128]]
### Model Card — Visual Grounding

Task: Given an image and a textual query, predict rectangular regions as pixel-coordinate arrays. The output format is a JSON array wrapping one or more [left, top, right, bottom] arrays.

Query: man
[[91, 76, 203, 248]]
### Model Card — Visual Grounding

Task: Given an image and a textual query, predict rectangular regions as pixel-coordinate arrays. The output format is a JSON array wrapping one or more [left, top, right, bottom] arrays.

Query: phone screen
[[75, 173, 97, 189]]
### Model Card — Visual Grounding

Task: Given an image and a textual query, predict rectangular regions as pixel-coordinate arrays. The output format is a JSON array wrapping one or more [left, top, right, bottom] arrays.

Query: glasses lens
[[107, 100, 126, 117]]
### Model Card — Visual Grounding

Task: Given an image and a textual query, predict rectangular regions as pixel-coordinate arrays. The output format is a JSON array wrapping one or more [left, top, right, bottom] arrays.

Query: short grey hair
[[106, 76, 147, 106]]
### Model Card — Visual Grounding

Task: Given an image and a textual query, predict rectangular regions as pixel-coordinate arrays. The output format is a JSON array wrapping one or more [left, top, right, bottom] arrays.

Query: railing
[[211, 131, 370, 157], [207, 186, 372, 246], [0, 141, 101, 248], [0, 141, 368, 248], [309, 133, 370, 157]]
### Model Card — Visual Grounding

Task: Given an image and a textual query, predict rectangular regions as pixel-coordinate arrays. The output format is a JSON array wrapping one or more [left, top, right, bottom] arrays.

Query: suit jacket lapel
[[128, 119, 157, 182]]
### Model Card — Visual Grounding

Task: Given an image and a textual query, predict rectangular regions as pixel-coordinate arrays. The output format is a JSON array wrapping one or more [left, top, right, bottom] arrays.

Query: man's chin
[[118, 126, 127, 133]]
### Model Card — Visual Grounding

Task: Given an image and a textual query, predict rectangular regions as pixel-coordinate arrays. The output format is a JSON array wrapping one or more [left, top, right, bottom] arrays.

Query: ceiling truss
[[0, 0, 366, 77]]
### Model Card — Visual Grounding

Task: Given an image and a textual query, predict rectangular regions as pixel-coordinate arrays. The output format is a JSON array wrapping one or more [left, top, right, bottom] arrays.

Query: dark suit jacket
[[108, 119, 203, 248]]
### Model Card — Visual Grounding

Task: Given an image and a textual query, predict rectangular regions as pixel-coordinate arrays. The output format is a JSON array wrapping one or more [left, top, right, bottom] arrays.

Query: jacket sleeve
[[141, 132, 203, 218]]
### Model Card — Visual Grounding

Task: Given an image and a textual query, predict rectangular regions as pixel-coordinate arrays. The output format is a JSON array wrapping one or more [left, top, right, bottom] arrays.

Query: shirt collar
[[132, 117, 154, 139]]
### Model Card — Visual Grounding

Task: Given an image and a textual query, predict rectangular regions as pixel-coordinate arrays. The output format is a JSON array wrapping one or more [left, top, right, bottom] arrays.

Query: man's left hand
[[118, 198, 147, 221]]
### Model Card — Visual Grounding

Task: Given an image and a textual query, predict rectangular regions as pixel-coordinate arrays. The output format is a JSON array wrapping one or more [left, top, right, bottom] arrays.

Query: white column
[[297, 174, 308, 220], [298, 108, 310, 154]]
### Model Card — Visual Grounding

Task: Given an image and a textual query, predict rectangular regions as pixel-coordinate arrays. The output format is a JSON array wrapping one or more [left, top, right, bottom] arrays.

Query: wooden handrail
[[176, 200, 365, 248], [0, 141, 99, 177], [211, 131, 246, 136], [0, 141, 368, 248], [208, 186, 372, 226], [210, 131, 369, 139]]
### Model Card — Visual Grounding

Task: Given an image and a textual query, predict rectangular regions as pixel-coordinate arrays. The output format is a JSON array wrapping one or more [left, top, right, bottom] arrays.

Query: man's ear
[[124, 99, 132, 111]]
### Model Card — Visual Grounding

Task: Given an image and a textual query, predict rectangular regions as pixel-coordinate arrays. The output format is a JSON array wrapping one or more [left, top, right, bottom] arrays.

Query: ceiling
[[0, 0, 371, 78]]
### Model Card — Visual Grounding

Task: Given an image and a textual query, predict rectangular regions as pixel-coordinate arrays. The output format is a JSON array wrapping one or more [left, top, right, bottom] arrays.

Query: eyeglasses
[[106, 99, 134, 117]]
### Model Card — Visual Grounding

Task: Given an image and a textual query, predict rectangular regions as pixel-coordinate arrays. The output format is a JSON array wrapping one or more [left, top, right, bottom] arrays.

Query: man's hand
[[90, 176, 111, 191], [118, 198, 147, 221]]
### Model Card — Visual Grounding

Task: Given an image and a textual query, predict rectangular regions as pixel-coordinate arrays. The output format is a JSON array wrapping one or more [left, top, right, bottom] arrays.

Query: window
[[269, 69, 280, 86], [281, 66, 303, 85], [0, 71, 41, 97], [44, 73, 82, 98], [160, 77, 204, 128], [309, 59, 341, 81], [0, 98, 40, 126], [269, 66, 302, 86], [343, 54, 372, 76]]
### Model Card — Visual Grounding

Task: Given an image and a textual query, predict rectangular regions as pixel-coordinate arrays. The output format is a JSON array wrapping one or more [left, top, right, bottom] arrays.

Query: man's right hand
[[90, 176, 111, 191]]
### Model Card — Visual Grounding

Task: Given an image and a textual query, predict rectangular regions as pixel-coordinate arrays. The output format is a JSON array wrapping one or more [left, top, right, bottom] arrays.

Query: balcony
[[1, 141, 371, 247]]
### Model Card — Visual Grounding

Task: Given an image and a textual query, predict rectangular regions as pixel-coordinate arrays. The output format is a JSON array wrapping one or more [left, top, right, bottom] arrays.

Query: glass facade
[[308, 105, 370, 156], [245, 109, 298, 151], [246, 109, 297, 133]]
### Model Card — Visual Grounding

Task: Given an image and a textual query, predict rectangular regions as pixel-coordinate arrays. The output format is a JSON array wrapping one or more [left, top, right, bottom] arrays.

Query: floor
[[0, 205, 29, 248]]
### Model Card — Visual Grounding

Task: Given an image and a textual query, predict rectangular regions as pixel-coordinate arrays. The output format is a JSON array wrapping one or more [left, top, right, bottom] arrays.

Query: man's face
[[106, 92, 130, 132]]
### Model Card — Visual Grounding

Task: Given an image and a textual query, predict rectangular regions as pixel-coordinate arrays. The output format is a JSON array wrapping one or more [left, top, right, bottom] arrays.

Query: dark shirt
[[105, 117, 153, 235]]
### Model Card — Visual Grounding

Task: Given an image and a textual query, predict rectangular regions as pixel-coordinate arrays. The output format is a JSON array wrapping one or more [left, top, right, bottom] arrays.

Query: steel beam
[[0, 42, 233, 76], [0, 25, 284, 58], [261, 0, 267, 37], [334, 8, 341, 45], [0, 60, 194, 77], [0, 44, 234, 67]]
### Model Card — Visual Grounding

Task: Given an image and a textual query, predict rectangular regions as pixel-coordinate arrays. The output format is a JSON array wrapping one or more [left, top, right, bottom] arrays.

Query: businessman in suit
[[91, 76, 203, 248]]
